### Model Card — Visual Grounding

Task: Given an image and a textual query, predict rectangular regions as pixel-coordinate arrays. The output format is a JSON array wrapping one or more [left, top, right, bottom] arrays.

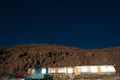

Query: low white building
[[75, 65, 116, 75]]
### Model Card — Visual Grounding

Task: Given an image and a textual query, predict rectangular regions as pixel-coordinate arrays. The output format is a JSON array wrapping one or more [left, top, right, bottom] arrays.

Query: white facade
[[48, 67, 74, 74], [27, 65, 116, 75], [75, 65, 116, 75]]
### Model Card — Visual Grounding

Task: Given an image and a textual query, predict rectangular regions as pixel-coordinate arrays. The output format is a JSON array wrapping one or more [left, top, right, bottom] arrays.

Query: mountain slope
[[0, 44, 120, 75]]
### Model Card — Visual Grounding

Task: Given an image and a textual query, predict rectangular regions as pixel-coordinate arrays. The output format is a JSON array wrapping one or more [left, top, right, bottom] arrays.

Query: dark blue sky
[[0, 0, 120, 49]]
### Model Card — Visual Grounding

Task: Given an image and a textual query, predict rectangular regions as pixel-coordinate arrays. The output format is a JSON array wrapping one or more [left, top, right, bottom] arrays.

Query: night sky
[[0, 0, 120, 49]]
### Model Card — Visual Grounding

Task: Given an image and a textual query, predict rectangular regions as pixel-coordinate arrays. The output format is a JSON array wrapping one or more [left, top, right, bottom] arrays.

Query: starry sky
[[0, 0, 120, 49]]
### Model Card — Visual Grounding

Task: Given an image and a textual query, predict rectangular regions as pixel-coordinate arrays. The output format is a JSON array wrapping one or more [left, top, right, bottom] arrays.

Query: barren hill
[[0, 44, 120, 75]]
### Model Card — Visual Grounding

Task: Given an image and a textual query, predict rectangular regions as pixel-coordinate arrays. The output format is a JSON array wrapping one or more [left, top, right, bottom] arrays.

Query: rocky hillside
[[0, 44, 120, 75]]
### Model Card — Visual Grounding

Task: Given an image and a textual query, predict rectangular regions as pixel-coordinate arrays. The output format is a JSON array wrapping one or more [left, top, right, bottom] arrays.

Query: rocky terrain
[[0, 44, 120, 76]]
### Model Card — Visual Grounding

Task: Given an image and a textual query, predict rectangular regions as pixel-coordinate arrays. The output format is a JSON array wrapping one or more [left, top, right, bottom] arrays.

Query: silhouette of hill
[[0, 46, 8, 51], [0, 44, 120, 75]]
